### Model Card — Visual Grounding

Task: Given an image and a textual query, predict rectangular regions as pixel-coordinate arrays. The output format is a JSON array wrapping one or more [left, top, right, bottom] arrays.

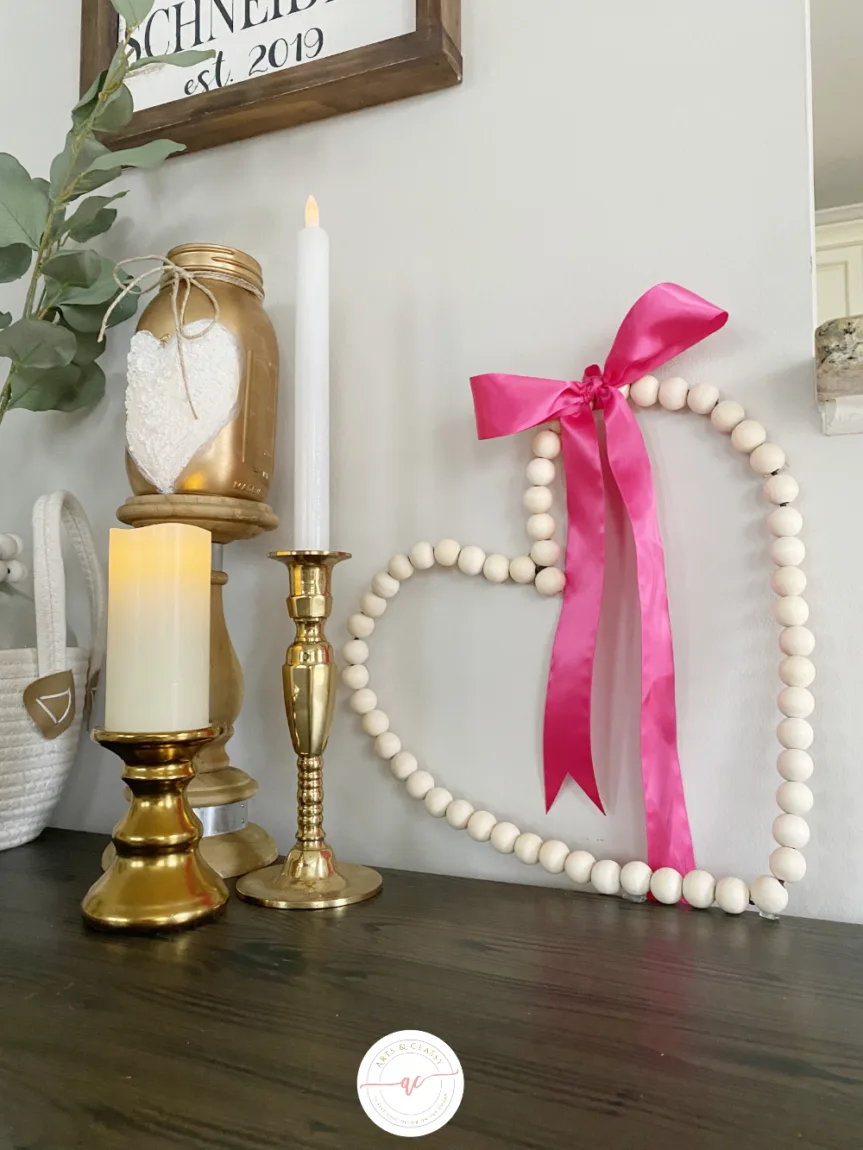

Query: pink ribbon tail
[[471, 283, 728, 872]]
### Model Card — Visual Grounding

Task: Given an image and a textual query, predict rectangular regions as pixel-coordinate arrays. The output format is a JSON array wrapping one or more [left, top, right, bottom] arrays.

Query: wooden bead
[[778, 749, 814, 782], [779, 656, 815, 688], [777, 781, 814, 815], [406, 770, 435, 800], [750, 443, 786, 475], [591, 859, 622, 895], [350, 688, 378, 715], [409, 542, 435, 570], [564, 851, 596, 885], [619, 384, 631, 400], [731, 419, 767, 453], [778, 687, 814, 719], [361, 593, 388, 619], [630, 375, 660, 407], [538, 839, 570, 874], [458, 545, 486, 576], [434, 539, 461, 567], [375, 732, 402, 760], [526, 514, 555, 541], [490, 822, 520, 854], [342, 664, 370, 690], [343, 640, 370, 665], [549, 420, 561, 432], [658, 376, 689, 411], [711, 400, 745, 432], [770, 567, 807, 597], [687, 382, 720, 414], [764, 474, 799, 505], [682, 870, 716, 909], [0, 534, 21, 561], [388, 554, 415, 581], [372, 571, 400, 599], [362, 710, 390, 737], [770, 846, 807, 883], [527, 457, 556, 486], [5, 560, 25, 583], [424, 787, 453, 817], [483, 554, 510, 584], [391, 752, 418, 781], [445, 799, 475, 830], [650, 868, 683, 905], [620, 860, 652, 898], [0, 561, 8, 583], [779, 626, 815, 657], [750, 875, 789, 916], [524, 486, 553, 515], [768, 507, 803, 537], [510, 556, 537, 585], [773, 813, 810, 848], [715, 876, 750, 915], [514, 833, 543, 865], [467, 810, 497, 842], [772, 597, 809, 627], [531, 540, 561, 567], [773, 535, 810, 568], [777, 718, 814, 750], [774, 531, 807, 574], [348, 613, 375, 639], [535, 567, 565, 597], [532, 429, 562, 459]]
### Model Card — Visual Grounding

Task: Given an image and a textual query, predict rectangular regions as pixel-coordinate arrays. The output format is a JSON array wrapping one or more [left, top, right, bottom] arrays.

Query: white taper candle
[[294, 195, 330, 550]]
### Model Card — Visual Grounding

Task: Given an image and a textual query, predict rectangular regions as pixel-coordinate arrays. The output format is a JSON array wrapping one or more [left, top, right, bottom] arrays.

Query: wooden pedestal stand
[[112, 494, 280, 878]]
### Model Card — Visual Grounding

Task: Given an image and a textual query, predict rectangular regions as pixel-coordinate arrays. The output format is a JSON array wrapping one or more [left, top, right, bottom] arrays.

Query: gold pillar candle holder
[[82, 729, 229, 933], [236, 551, 383, 910]]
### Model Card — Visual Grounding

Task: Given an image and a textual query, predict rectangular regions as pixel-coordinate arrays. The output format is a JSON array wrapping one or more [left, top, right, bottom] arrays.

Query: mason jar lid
[[164, 244, 264, 296]]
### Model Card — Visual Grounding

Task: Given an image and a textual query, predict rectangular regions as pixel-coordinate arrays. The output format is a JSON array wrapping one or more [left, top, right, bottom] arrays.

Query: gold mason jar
[[126, 244, 280, 503]]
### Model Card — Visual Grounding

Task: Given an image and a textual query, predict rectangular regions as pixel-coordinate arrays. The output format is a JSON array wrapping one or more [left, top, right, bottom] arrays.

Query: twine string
[[99, 255, 263, 420]]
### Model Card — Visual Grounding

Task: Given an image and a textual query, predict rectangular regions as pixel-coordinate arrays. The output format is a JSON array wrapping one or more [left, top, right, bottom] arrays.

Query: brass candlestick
[[82, 729, 229, 932], [236, 552, 383, 910]]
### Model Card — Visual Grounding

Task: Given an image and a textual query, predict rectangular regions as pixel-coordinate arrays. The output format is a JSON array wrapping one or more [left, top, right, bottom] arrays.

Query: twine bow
[[99, 255, 262, 420], [471, 283, 729, 873]]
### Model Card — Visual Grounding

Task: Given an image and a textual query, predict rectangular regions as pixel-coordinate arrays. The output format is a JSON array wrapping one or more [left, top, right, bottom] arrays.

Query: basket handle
[[31, 492, 106, 694]]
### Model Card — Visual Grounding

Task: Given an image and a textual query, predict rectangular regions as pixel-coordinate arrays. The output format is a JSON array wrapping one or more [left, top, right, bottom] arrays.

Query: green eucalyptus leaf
[[88, 139, 185, 172], [111, 0, 155, 28], [74, 72, 107, 113], [59, 287, 139, 334], [0, 155, 49, 248], [64, 193, 126, 243], [0, 313, 11, 331], [0, 243, 32, 284], [94, 85, 135, 132], [9, 364, 82, 411], [130, 49, 215, 70], [70, 329, 103, 365], [54, 259, 126, 307], [43, 250, 103, 289], [0, 319, 77, 369], [55, 362, 106, 412], [50, 135, 122, 199]]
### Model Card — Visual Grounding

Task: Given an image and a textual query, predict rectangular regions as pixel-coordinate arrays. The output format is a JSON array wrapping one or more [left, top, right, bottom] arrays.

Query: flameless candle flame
[[305, 196, 320, 228]]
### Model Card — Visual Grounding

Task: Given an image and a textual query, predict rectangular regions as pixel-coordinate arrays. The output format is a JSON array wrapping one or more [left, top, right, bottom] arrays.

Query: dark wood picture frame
[[80, 0, 461, 154]]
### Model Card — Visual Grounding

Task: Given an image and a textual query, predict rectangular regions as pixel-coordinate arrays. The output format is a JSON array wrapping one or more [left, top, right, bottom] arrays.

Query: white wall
[[2, 2, 839, 918]]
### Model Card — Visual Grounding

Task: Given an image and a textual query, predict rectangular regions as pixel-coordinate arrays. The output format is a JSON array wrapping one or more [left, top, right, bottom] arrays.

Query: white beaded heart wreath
[[342, 374, 814, 918]]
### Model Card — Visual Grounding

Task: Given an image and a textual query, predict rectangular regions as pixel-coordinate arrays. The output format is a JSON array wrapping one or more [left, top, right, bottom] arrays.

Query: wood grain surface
[[0, 829, 862, 1149]]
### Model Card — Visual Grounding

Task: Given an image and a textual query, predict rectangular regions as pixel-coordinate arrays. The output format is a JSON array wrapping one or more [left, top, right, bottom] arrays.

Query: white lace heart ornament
[[125, 320, 242, 494]]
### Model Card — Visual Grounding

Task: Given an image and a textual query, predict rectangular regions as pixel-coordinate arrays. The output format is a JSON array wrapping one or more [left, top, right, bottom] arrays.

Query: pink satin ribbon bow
[[471, 283, 728, 873]]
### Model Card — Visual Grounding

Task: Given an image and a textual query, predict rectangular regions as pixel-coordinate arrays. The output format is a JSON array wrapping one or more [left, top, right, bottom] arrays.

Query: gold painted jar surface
[[126, 244, 279, 503]]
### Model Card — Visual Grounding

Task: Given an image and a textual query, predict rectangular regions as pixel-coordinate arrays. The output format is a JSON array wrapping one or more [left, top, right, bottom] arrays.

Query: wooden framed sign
[[80, 0, 461, 154]]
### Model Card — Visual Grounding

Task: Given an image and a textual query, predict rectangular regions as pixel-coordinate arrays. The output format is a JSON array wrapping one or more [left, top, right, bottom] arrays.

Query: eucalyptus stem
[[0, 367, 17, 427]]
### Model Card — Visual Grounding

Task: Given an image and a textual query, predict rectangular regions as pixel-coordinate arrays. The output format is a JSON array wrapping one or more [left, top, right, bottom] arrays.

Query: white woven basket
[[0, 492, 105, 851]]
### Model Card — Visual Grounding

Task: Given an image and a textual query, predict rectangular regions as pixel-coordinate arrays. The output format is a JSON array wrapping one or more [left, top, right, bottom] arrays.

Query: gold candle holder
[[82, 729, 229, 932], [236, 551, 383, 910]]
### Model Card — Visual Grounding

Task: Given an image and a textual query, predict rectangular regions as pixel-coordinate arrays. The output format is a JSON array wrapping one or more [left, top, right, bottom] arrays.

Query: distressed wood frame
[[80, 0, 461, 154]]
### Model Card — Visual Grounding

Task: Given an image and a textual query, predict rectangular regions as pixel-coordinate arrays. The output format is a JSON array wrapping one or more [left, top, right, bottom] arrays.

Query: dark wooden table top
[[0, 830, 862, 1149]]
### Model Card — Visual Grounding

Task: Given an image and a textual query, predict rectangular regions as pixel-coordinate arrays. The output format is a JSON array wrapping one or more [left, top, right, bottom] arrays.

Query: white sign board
[[125, 0, 416, 111]]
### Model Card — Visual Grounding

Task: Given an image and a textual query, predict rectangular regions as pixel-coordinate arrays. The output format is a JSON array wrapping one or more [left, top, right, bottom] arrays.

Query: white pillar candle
[[104, 524, 211, 733], [294, 196, 330, 551]]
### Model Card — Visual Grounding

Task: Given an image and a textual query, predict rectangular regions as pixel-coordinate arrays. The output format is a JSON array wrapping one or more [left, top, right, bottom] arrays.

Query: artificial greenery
[[0, 0, 213, 426]]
